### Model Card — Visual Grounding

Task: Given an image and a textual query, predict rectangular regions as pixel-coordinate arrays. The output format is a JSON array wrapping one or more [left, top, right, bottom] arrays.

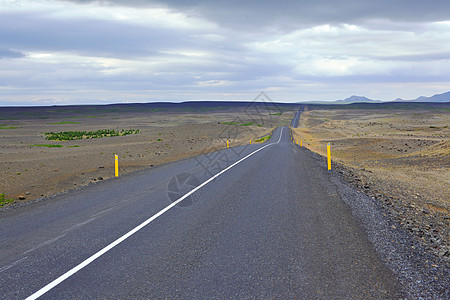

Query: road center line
[[26, 127, 284, 300]]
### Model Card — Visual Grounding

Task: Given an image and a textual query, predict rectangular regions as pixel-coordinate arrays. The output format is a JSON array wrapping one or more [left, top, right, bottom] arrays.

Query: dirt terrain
[[293, 103, 449, 264], [0, 102, 296, 206], [2, 101, 448, 265]]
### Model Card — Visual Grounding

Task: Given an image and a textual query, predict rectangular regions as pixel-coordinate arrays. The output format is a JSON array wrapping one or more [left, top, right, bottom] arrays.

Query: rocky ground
[[0, 103, 295, 208], [293, 105, 449, 266]]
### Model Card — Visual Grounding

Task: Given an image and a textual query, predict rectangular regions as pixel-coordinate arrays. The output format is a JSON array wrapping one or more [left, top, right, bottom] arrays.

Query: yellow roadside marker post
[[250, 140, 252, 144], [227, 139, 229, 148], [300, 140, 303, 147], [327, 143, 331, 171], [115, 154, 119, 177]]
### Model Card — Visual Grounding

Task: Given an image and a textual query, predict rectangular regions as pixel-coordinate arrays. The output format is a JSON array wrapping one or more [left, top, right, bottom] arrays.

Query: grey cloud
[[61, 0, 450, 29], [291, 72, 450, 84], [0, 48, 26, 59], [374, 52, 450, 62], [0, 12, 195, 59], [2, 0, 449, 105]]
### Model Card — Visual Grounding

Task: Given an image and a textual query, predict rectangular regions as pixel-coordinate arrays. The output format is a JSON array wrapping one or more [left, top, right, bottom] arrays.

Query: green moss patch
[[45, 129, 140, 141], [0, 194, 15, 206], [255, 135, 271, 143]]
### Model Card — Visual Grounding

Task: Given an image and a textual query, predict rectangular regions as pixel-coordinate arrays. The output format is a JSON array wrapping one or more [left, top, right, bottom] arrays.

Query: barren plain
[[293, 102, 449, 263], [0, 102, 295, 206], [2, 101, 449, 264]]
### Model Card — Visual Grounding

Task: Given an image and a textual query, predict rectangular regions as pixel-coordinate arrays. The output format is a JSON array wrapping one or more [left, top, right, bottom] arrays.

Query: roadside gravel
[[307, 148, 449, 298]]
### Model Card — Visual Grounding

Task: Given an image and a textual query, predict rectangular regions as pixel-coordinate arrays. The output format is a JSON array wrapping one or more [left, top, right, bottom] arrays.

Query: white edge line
[[26, 127, 284, 299], [0, 257, 28, 274]]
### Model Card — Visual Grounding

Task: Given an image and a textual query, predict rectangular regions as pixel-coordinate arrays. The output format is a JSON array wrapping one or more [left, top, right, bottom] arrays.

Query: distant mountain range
[[397, 91, 450, 103], [335, 95, 382, 104], [300, 91, 450, 104], [301, 95, 381, 104]]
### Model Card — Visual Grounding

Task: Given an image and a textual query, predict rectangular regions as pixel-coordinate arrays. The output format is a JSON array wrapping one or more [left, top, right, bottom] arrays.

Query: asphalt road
[[290, 108, 302, 128], [0, 123, 404, 299]]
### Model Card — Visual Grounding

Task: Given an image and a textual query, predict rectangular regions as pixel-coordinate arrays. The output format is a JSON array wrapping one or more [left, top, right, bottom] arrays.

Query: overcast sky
[[1, 0, 450, 105]]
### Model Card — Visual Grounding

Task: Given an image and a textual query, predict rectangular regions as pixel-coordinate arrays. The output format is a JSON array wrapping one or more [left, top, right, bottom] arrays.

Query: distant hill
[[302, 102, 450, 111], [300, 91, 450, 104], [395, 91, 450, 102], [411, 91, 450, 102], [335, 95, 382, 103], [300, 95, 381, 104]]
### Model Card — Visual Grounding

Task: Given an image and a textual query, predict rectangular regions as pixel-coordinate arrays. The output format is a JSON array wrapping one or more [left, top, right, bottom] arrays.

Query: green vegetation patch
[[47, 121, 81, 124], [67, 145, 80, 148], [0, 126, 18, 129], [31, 144, 64, 148], [254, 135, 271, 143], [221, 122, 240, 125], [45, 129, 140, 141], [240, 122, 255, 126], [269, 112, 282, 115], [0, 193, 15, 206]]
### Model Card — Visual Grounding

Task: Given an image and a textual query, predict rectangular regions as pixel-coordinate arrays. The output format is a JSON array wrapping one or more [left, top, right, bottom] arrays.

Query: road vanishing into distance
[[1, 116, 405, 298], [290, 108, 301, 128]]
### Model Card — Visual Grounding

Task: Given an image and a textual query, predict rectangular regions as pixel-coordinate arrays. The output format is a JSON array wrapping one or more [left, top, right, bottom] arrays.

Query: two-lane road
[[1, 125, 403, 298], [290, 108, 302, 128]]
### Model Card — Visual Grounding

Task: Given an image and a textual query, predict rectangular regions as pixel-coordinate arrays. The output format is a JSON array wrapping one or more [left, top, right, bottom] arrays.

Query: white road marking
[[23, 234, 67, 255], [0, 257, 27, 273], [62, 218, 97, 233], [276, 127, 283, 142], [90, 206, 118, 218], [26, 127, 285, 300]]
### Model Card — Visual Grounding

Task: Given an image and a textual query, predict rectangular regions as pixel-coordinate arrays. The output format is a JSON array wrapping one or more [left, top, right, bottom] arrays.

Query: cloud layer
[[1, 0, 449, 105]]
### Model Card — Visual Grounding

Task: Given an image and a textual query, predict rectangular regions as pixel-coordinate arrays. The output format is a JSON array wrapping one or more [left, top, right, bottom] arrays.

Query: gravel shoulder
[[291, 135, 449, 297], [292, 104, 449, 289]]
